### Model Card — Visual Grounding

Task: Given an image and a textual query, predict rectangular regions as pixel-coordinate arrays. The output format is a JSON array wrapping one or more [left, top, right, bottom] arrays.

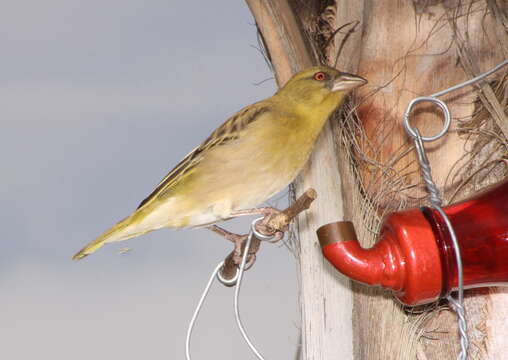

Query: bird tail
[[72, 214, 143, 261]]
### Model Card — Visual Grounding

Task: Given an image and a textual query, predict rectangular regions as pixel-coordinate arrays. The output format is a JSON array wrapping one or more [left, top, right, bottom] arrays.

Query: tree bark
[[245, 1, 355, 359], [247, 0, 508, 359], [350, 2, 508, 359]]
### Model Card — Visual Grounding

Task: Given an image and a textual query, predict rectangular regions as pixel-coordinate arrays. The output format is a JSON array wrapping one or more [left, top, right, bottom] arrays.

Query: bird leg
[[208, 206, 287, 268], [216, 189, 318, 282], [207, 224, 245, 244], [230, 206, 279, 217]]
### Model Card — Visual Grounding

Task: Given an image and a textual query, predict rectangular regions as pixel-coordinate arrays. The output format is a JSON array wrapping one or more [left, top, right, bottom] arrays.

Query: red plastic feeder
[[317, 179, 508, 306]]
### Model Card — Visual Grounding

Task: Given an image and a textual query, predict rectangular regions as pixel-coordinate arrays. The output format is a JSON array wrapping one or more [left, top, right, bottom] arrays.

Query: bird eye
[[314, 72, 327, 81]]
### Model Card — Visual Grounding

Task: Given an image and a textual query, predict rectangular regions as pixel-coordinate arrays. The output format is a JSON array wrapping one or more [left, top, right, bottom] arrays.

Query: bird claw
[[211, 206, 289, 271], [255, 208, 289, 238]]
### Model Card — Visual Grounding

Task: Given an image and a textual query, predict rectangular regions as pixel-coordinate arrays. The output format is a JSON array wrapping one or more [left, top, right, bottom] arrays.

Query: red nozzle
[[317, 209, 443, 306]]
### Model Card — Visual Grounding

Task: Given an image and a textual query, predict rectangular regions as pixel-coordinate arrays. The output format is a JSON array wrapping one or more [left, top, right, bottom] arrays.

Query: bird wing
[[136, 102, 270, 209]]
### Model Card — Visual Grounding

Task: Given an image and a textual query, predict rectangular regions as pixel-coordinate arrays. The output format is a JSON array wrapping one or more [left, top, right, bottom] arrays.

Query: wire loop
[[216, 265, 239, 286], [403, 96, 451, 142], [251, 222, 278, 241]]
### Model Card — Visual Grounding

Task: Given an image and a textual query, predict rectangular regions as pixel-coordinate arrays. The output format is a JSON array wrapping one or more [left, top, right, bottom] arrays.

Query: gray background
[[0, 1, 299, 359]]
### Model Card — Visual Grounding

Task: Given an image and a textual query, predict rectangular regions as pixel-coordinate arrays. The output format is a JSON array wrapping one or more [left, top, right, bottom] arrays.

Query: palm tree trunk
[[247, 0, 508, 358]]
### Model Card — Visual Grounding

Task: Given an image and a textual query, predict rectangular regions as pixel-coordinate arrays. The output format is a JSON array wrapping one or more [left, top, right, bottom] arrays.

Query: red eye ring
[[314, 72, 326, 81]]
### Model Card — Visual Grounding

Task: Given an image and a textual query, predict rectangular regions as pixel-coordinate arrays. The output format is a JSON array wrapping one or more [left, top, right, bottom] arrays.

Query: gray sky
[[0, 1, 299, 359]]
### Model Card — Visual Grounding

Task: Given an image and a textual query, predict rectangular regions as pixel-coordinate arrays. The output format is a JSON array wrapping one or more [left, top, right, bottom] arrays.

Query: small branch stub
[[219, 188, 317, 283]]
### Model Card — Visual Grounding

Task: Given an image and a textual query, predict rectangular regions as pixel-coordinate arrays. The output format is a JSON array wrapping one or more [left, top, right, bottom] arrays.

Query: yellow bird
[[73, 66, 366, 260]]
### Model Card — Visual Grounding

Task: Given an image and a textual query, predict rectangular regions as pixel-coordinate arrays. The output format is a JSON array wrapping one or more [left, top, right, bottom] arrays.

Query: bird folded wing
[[136, 103, 270, 209]]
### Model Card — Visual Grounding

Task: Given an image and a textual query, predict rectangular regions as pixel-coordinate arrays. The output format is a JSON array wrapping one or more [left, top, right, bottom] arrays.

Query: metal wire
[[233, 218, 275, 360], [431, 59, 508, 98], [403, 59, 508, 359], [403, 97, 451, 142], [185, 218, 274, 360], [185, 261, 224, 360], [405, 97, 468, 360]]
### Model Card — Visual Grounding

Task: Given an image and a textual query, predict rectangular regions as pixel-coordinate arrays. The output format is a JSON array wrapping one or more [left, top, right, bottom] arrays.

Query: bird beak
[[331, 72, 368, 91]]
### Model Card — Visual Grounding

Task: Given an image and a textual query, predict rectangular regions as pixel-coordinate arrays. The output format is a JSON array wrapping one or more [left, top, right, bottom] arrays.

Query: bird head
[[276, 65, 367, 108]]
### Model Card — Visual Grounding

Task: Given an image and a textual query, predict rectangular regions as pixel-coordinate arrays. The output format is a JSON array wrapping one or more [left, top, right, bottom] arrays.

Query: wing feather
[[136, 103, 270, 209]]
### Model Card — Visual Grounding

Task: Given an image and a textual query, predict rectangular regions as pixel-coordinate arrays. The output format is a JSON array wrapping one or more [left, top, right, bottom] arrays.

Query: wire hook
[[185, 217, 275, 360]]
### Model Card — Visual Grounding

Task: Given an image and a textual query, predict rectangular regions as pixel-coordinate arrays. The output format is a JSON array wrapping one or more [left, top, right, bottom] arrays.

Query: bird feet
[[230, 207, 286, 240], [211, 189, 317, 282], [208, 206, 288, 269]]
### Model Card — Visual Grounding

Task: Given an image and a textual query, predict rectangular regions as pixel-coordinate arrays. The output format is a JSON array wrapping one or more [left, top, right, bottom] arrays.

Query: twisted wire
[[402, 60, 508, 359], [405, 100, 468, 360], [414, 130, 442, 207], [448, 296, 469, 360]]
